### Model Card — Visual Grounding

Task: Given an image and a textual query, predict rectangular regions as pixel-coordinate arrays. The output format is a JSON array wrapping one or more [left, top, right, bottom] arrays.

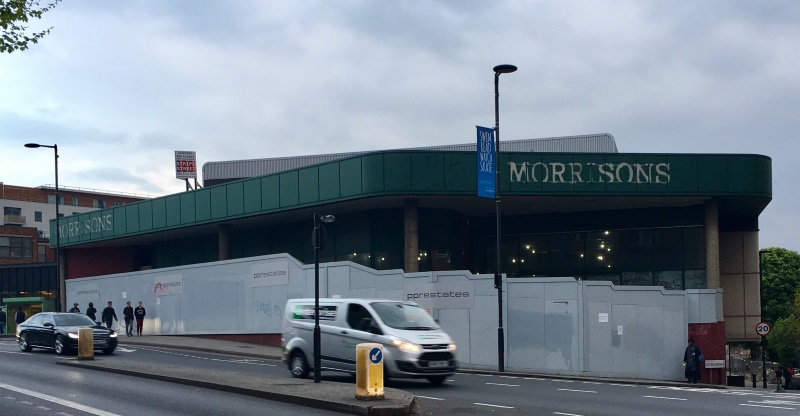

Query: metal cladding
[[202, 133, 618, 183]]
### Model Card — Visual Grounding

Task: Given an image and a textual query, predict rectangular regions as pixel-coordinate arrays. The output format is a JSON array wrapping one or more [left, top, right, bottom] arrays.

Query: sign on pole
[[174, 151, 197, 179], [476, 126, 496, 198], [756, 321, 771, 337]]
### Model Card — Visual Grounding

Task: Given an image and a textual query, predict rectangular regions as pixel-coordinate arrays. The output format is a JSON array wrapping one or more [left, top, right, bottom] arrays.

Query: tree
[[1, 0, 61, 53], [761, 247, 800, 326], [768, 290, 800, 365]]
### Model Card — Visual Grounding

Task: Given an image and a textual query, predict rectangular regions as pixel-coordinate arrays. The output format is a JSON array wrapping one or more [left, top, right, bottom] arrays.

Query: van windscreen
[[371, 302, 439, 330]]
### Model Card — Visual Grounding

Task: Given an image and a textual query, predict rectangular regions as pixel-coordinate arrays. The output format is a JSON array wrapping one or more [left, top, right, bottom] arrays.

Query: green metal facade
[[51, 151, 772, 248]]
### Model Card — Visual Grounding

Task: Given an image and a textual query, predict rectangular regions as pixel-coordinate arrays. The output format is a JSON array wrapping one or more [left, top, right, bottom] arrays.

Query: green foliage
[[1, 0, 61, 53], [761, 247, 800, 326], [768, 290, 800, 365]]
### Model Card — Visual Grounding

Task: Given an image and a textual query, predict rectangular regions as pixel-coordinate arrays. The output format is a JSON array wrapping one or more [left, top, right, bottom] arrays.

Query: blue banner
[[476, 126, 496, 198]]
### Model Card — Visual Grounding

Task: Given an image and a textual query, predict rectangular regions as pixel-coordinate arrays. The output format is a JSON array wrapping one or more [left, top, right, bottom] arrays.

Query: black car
[[16, 312, 118, 355]]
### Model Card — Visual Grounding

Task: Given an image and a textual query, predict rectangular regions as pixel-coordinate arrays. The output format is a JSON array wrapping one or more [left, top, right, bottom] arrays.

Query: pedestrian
[[134, 301, 146, 336], [123, 301, 134, 336], [15, 307, 26, 325], [69, 303, 81, 313], [101, 301, 118, 330], [86, 302, 97, 323], [0, 308, 6, 334], [783, 364, 794, 390], [683, 338, 703, 384]]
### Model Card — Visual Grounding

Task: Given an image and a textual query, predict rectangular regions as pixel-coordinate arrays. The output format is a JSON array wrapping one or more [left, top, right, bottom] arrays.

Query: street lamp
[[24, 143, 62, 311], [313, 213, 335, 383], [493, 64, 517, 373]]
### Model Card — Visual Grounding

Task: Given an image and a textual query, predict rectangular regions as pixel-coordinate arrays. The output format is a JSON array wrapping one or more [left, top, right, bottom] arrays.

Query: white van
[[281, 298, 457, 384]]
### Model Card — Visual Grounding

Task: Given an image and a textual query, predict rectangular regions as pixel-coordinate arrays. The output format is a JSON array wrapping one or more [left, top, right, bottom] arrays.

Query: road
[[2, 338, 799, 415], [0, 340, 340, 416]]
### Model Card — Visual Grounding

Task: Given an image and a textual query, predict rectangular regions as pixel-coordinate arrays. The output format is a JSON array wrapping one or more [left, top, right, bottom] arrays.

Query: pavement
[[9, 333, 783, 414]]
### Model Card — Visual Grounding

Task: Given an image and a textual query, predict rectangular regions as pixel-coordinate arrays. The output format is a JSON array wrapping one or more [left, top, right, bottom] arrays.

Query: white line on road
[[525, 377, 546, 381], [0, 382, 122, 416], [499, 375, 519, 379], [610, 383, 637, 387], [0, 350, 22, 354], [558, 389, 597, 393], [581, 381, 602, 385], [740, 403, 795, 410], [643, 395, 687, 401], [486, 382, 520, 387], [417, 395, 445, 401], [475, 402, 515, 409], [554, 412, 584, 416], [551, 379, 575, 383], [474, 374, 493, 377]]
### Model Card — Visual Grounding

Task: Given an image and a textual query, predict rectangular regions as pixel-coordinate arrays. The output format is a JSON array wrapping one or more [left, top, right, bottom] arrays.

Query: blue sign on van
[[369, 347, 383, 364], [476, 126, 495, 198]]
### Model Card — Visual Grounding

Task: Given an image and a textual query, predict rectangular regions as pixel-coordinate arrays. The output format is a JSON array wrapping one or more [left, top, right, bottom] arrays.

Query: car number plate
[[429, 360, 448, 368]]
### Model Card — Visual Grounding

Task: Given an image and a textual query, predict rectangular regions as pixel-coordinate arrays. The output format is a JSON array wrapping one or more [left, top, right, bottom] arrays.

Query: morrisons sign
[[508, 161, 670, 185]]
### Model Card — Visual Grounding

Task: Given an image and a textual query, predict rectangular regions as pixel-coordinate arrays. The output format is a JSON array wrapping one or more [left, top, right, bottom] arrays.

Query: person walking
[[783, 364, 794, 390], [123, 301, 134, 336], [86, 302, 97, 323], [0, 308, 6, 334], [69, 303, 81, 313], [101, 301, 118, 329], [134, 301, 146, 336], [15, 307, 26, 325], [683, 338, 703, 384]]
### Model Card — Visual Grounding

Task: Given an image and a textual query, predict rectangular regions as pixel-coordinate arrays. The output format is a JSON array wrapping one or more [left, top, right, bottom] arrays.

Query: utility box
[[77, 328, 94, 360], [355, 343, 384, 400]]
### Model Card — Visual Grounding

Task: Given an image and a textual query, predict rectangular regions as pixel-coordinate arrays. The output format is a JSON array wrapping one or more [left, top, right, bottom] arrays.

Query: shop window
[[518, 235, 548, 276], [682, 227, 705, 269], [652, 228, 682, 269], [587, 231, 618, 271], [622, 271, 653, 286], [684, 270, 706, 289], [654, 271, 684, 290]]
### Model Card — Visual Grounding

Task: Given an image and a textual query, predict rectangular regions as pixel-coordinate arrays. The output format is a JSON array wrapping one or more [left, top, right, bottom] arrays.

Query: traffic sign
[[756, 321, 771, 336]]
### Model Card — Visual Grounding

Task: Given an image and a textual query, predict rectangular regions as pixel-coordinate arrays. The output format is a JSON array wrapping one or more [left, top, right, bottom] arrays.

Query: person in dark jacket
[[123, 301, 134, 336], [0, 308, 6, 334], [15, 307, 26, 325], [134, 301, 146, 336], [69, 303, 81, 313], [683, 338, 702, 384], [86, 302, 97, 323], [101, 301, 118, 329], [783, 365, 794, 390]]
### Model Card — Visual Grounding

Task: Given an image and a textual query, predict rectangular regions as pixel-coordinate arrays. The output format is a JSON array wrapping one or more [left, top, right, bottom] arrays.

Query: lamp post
[[493, 64, 517, 373], [25, 143, 62, 311], [759, 249, 767, 389], [313, 213, 336, 383]]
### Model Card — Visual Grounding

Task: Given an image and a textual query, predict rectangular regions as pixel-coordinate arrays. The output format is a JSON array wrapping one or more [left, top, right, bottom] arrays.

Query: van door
[[327, 302, 384, 373]]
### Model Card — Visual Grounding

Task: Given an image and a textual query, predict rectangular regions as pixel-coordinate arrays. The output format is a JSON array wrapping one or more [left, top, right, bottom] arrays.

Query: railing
[[36, 184, 157, 199], [3, 214, 26, 225]]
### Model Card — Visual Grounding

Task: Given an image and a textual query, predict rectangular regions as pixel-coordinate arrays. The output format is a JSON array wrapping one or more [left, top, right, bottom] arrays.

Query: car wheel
[[290, 351, 309, 379], [19, 334, 32, 352], [426, 375, 447, 385], [54, 335, 67, 355], [102, 348, 115, 355]]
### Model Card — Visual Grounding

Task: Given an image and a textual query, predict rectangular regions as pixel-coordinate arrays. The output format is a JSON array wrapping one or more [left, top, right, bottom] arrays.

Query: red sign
[[175, 151, 197, 179], [756, 321, 771, 336]]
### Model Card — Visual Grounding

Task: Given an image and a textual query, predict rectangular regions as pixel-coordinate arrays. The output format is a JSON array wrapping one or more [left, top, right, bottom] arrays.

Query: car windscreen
[[370, 302, 439, 330], [53, 314, 97, 327]]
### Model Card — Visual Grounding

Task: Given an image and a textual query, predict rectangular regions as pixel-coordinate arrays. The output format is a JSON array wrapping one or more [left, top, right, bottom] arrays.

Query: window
[[4, 207, 21, 216], [0, 236, 33, 258], [113, 201, 121, 207], [47, 195, 65, 205], [34, 211, 42, 222], [37, 243, 47, 262], [72, 196, 79, 206], [347, 303, 378, 333], [93, 199, 106, 208]]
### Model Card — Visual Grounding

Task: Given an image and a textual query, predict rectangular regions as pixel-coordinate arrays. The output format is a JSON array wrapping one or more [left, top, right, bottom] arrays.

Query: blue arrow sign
[[369, 347, 383, 364]]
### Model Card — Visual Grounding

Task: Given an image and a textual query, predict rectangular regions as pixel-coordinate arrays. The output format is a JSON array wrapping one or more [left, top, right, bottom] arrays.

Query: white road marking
[[475, 402, 514, 409], [643, 395, 687, 401], [486, 382, 519, 387], [141, 348, 277, 366], [551, 379, 575, 383], [581, 381, 602, 385], [610, 383, 636, 387], [474, 374, 493, 377], [38, 406, 52, 411], [554, 412, 584, 416], [740, 403, 795, 410], [525, 377, 546, 381], [115, 347, 136, 353], [558, 389, 597, 393], [417, 395, 445, 401], [0, 383, 122, 416], [499, 375, 518, 379]]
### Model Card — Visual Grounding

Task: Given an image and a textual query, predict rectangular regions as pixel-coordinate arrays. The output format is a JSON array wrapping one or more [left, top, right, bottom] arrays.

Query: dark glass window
[[34, 211, 42, 222], [0, 236, 33, 258]]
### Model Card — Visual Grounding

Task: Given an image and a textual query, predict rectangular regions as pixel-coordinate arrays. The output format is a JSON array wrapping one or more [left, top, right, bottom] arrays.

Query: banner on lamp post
[[476, 126, 496, 198]]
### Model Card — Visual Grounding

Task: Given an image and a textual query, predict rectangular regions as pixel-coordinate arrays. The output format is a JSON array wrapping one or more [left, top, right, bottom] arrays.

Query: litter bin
[[727, 375, 745, 387]]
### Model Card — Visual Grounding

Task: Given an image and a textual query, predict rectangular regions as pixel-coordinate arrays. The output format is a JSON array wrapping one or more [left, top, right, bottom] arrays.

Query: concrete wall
[[67, 253, 703, 381], [719, 231, 761, 341]]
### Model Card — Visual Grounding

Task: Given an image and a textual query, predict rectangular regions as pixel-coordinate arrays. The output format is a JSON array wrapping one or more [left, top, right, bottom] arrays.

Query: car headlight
[[68, 333, 79, 339], [449, 343, 457, 351], [109, 332, 118, 338], [391, 338, 420, 353]]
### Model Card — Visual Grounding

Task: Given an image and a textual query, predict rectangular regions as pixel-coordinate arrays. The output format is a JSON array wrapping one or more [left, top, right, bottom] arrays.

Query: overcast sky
[[1, 0, 798, 251]]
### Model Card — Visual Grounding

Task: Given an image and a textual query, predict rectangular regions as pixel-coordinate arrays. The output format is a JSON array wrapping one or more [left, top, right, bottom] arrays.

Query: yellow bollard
[[355, 343, 384, 400], [77, 328, 94, 360]]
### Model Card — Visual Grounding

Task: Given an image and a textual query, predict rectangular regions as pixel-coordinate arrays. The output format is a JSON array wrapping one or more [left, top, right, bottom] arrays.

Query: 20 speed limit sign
[[756, 321, 771, 336]]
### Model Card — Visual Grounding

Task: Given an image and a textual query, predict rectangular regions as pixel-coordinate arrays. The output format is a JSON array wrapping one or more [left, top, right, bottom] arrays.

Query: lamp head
[[24, 143, 42, 148], [319, 214, 336, 224], [493, 64, 518, 74]]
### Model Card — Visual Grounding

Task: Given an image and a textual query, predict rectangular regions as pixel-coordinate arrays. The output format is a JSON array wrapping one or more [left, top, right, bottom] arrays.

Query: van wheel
[[290, 351, 310, 379], [427, 375, 447, 385]]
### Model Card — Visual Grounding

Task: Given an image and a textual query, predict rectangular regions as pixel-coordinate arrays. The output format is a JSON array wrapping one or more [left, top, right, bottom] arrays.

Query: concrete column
[[219, 224, 231, 261], [705, 200, 720, 289], [404, 199, 419, 273]]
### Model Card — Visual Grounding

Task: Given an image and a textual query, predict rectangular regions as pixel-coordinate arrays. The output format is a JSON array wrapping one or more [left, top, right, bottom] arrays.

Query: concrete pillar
[[219, 224, 231, 261], [705, 200, 720, 289], [404, 199, 419, 273]]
